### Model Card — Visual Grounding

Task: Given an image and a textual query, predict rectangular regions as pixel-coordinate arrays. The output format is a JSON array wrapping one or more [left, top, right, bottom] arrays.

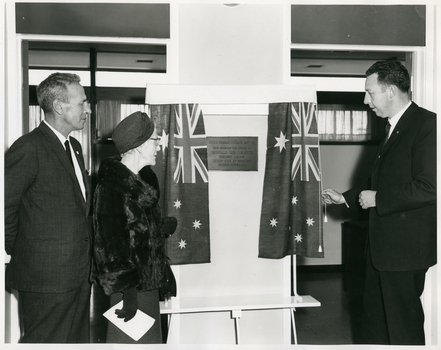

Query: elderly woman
[[93, 111, 176, 343]]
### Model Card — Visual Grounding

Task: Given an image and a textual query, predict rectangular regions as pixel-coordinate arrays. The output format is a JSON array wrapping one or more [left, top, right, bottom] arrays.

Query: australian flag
[[258, 102, 324, 259], [151, 104, 211, 265]]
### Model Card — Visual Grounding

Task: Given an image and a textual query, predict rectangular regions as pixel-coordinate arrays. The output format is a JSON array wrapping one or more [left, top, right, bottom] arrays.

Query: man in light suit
[[322, 60, 436, 345], [5, 73, 93, 343]]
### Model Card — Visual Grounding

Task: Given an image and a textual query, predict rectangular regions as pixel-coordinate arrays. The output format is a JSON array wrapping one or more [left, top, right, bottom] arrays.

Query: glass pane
[[291, 49, 407, 77], [318, 104, 371, 142], [97, 52, 166, 73], [29, 50, 89, 69], [29, 70, 91, 87]]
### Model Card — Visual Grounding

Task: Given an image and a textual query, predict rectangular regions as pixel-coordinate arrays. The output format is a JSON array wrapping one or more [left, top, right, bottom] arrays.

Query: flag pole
[[316, 104, 325, 254], [292, 254, 303, 302]]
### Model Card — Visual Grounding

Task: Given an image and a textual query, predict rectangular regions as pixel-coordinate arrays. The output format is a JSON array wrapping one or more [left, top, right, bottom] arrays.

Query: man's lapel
[[38, 122, 85, 202], [381, 102, 416, 154]]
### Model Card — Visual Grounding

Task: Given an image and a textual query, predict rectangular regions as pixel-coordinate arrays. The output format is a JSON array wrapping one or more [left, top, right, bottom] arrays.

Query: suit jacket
[[344, 102, 436, 271], [5, 122, 92, 293]]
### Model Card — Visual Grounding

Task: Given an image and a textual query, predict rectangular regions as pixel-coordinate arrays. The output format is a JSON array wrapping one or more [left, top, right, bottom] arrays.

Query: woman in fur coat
[[93, 111, 176, 343]]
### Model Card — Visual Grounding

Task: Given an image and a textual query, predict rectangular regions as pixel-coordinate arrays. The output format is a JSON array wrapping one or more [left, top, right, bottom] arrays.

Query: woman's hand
[[115, 287, 138, 322]]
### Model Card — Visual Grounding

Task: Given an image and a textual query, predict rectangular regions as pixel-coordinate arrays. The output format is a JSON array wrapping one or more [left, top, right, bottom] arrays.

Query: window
[[316, 91, 380, 143], [318, 105, 370, 142]]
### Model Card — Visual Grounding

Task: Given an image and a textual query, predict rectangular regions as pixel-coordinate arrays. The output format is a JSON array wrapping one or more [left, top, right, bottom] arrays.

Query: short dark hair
[[36, 72, 81, 113], [365, 60, 410, 94]]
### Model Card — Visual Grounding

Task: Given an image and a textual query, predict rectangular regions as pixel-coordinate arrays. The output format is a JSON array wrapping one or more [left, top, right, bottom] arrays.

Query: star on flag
[[159, 129, 169, 151], [294, 233, 303, 243], [173, 199, 182, 209], [274, 131, 289, 153], [193, 220, 202, 229], [306, 217, 315, 226], [270, 218, 278, 227], [292, 196, 298, 205], [178, 239, 187, 249]]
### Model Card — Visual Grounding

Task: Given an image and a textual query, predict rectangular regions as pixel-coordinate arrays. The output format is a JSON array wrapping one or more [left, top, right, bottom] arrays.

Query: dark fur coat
[[93, 157, 168, 295]]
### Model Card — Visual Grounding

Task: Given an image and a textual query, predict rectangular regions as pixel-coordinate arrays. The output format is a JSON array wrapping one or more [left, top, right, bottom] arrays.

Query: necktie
[[65, 140, 74, 168], [65, 139, 87, 200], [381, 121, 391, 151]]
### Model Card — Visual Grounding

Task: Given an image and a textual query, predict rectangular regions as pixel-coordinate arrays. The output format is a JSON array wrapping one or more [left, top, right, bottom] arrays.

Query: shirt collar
[[43, 120, 69, 145], [388, 101, 411, 129]]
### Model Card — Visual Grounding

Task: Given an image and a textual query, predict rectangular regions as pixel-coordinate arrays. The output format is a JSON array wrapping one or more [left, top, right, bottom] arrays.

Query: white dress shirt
[[387, 101, 412, 137], [44, 120, 86, 200]]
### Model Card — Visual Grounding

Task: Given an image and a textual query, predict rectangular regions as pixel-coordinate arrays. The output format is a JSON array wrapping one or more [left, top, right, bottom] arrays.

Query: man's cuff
[[342, 196, 350, 208]]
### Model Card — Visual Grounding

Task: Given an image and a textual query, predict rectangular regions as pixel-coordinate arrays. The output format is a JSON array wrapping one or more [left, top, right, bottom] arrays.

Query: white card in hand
[[103, 300, 155, 341]]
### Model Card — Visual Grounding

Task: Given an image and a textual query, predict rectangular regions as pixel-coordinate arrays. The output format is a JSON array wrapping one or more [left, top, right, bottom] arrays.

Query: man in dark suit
[[5, 73, 93, 343], [322, 60, 436, 345]]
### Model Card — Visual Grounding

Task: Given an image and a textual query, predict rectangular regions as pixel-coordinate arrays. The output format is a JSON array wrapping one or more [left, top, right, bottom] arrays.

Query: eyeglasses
[[149, 137, 160, 146]]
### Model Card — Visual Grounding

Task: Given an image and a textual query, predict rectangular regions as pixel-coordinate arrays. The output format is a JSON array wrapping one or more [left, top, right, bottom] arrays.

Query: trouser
[[19, 281, 91, 343], [360, 251, 427, 345]]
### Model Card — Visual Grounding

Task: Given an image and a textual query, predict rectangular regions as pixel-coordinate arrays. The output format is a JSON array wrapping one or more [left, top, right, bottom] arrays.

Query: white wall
[[172, 4, 290, 344], [179, 3, 283, 85]]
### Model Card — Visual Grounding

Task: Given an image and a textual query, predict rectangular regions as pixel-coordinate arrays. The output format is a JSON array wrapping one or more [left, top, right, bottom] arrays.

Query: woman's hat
[[112, 111, 155, 154]]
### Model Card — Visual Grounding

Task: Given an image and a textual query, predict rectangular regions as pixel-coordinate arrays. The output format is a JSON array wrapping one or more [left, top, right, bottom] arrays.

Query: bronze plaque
[[207, 137, 258, 171]]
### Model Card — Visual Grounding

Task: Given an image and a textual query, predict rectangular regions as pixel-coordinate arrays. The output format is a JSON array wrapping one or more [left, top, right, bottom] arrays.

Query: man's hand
[[359, 190, 376, 209], [115, 288, 138, 322], [322, 188, 346, 205]]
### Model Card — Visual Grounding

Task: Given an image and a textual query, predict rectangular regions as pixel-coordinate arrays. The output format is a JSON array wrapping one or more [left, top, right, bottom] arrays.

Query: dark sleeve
[[343, 186, 365, 210], [4, 138, 38, 254], [93, 184, 140, 295]]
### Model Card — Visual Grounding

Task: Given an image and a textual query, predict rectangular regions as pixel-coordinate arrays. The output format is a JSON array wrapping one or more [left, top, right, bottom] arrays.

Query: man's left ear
[[52, 99, 64, 115], [389, 85, 397, 98]]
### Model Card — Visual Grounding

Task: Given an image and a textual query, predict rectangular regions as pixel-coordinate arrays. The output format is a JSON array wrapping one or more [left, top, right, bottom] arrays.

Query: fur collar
[[97, 157, 158, 207]]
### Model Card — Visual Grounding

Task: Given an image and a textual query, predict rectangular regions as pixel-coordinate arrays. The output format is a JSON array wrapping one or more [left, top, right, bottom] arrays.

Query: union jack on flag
[[173, 104, 209, 183], [291, 102, 321, 182]]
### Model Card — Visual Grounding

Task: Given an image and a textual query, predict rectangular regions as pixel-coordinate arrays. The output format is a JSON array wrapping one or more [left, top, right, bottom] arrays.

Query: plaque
[[207, 137, 258, 171]]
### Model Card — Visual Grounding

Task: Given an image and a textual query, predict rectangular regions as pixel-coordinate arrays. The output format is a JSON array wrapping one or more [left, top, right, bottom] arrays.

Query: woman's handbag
[[159, 259, 176, 301]]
